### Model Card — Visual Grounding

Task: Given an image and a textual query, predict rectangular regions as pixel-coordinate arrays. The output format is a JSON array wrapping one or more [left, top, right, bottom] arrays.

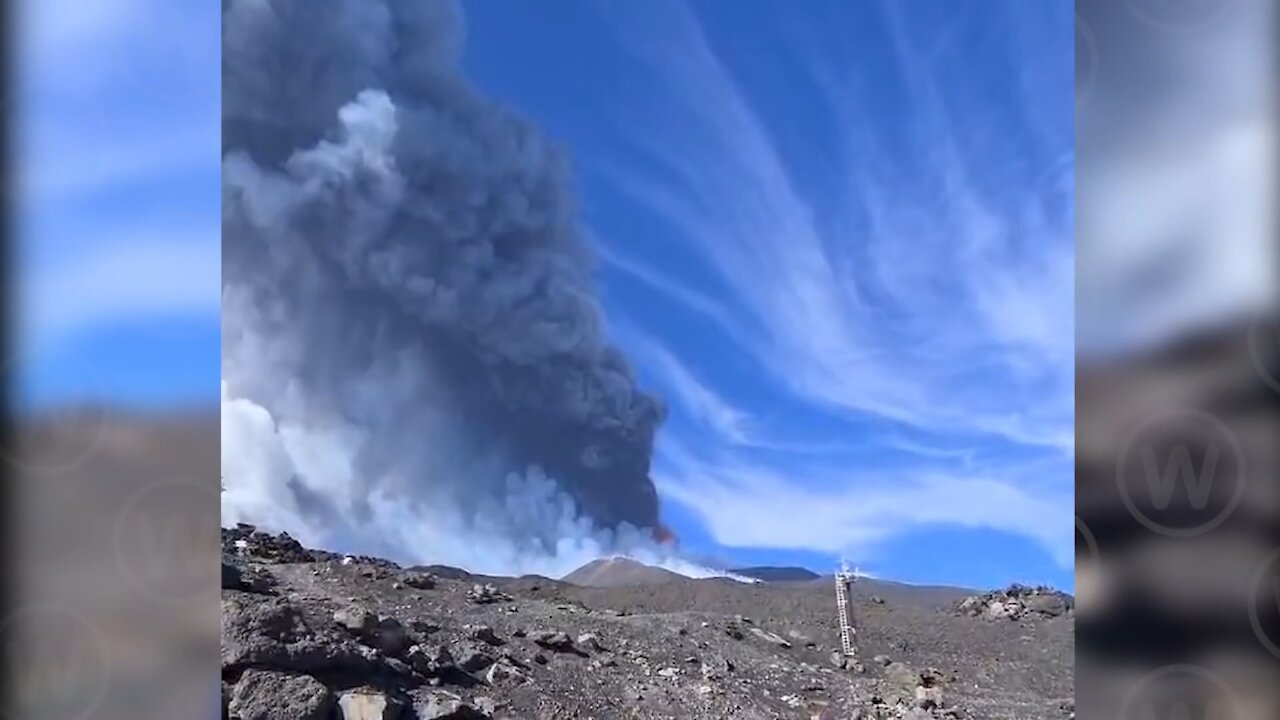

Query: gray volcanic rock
[[221, 593, 388, 679], [229, 669, 333, 720], [220, 528, 1073, 719], [336, 690, 403, 720], [954, 584, 1075, 621]]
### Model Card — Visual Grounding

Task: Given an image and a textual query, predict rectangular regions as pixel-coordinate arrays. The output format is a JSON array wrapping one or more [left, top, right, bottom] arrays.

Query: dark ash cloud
[[221, 0, 666, 560]]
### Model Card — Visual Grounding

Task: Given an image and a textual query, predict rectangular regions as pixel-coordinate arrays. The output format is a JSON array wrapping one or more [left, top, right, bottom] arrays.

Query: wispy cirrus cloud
[[642, 342, 754, 447], [20, 232, 221, 355], [653, 440, 1074, 570], [17, 0, 220, 373], [1077, 0, 1276, 354], [599, 0, 1072, 455], [588, 0, 1074, 573]]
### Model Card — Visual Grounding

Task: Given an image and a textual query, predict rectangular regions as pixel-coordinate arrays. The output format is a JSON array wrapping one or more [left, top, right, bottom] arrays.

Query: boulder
[[577, 632, 605, 652], [403, 572, 437, 590], [222, 595, 382, 677], [986, 600, 1020, 620], [530, 630, 574, 651], [468, 625, 503, 646], [221, 595, 308, 663], [358, 565, 392, 581], [221, 562, 243, 590], [884, 662, 918, 690], [1025, 593, 1069, 617], [222, 562, 275, 594], [336, 690, 402, 720], [407, 644, 455, 676], [748, 627, 792, 648], [239, 566, 277, 594], [374, 617, 410, 656], [454, 642, 495, 672], [228, 669, 332, 720], [334, 607, 377, 636]]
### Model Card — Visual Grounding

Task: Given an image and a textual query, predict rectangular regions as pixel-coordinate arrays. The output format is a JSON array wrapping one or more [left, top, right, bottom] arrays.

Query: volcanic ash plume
[[220, 0, 668, 575]]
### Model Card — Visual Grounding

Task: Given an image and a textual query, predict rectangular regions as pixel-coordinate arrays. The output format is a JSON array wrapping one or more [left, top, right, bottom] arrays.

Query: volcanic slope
[[561, 557, 691, 588], [222, 528, 1074, 720], [731, 566, 822, 583]]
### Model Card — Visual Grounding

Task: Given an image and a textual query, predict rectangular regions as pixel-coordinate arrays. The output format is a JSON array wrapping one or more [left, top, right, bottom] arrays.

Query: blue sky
[[459, 0, 1075, 589], [15, 0, 221, 409], [20, 0, 1074, 589]]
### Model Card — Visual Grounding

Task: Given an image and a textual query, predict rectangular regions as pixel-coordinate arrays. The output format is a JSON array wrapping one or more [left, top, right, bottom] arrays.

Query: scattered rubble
[[954, 584, 1074, 621], [465, 583, 510, 605], [223, 523, 399, 570], [219, 527, 1072, 719], [403, 572, 438, 590]]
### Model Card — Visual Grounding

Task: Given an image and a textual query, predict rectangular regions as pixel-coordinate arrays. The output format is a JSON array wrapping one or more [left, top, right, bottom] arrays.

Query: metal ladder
[[835, 562, 857, 657]]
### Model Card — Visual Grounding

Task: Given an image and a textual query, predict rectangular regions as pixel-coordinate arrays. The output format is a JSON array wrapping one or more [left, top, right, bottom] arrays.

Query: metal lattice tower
[[835, 560, 858, 657]]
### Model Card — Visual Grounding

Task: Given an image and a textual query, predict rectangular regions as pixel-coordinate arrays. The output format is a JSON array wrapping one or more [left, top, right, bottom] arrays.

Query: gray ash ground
[[222, 526, 1073, 720]]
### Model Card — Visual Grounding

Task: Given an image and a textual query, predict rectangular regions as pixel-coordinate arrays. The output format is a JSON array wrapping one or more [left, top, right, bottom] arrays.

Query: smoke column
[[220, 0, 680, 576]]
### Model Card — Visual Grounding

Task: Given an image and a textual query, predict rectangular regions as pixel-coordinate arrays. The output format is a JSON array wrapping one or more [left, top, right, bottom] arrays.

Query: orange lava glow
[[652, 523, 677, 547]]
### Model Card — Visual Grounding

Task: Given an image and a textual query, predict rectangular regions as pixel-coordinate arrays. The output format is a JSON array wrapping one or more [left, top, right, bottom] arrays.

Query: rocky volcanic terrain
[[222, 526, 1074, 720]]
